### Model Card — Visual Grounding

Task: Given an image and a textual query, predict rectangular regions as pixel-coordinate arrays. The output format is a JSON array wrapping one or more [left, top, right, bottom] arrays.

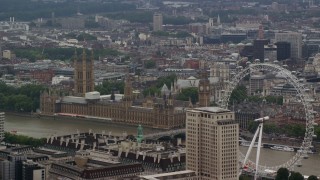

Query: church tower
[[74, 49, 95, 97], [198, 70, 210, 107]]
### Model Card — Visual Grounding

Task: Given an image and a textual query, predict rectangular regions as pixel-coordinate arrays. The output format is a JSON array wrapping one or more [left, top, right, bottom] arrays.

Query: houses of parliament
[[40, 50, 212, 129]]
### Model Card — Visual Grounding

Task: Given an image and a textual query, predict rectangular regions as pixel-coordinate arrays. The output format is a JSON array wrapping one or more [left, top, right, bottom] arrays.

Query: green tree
[[14, 47, 121, 62], [144, 60, 156, 69], [143, 86, 160, 97], [95, 81, 125, 95], [307, 175, 319, 180], [76, 33, 97, 41], [0, 82, 45, 112], [4, 132, 45, 147], [229, 85, 247, 104], [248, 121, 259, 133], [247, 95, 262, 102], [0, 0, 135, 21], [85, 20, 100, 28], [176, 87, 198, 104], [152, 31, 170, 37], [289, 172, 304, 180], [239, 175, 252, 180], [265, 95, 283, 105], [156, 75, 177, 89], [276, 168, 289, 180], [163, 16, 193, 25], [314, 126, 320, 141], [264, 123, 279, 134], [142, 75, 177, 97], [284, 124, 305, 138]]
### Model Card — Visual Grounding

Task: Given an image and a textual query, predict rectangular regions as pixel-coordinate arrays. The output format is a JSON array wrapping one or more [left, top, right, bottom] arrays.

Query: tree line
[[248, 121, 320, 141], [230, 85, 283, 105], [104, 11, 202, 25], [142, 75, 177, 97], [0, 82, 45, 112], [240, 167, 318, 180], [276, 167, 318, 180], [4, 132, 46, 147], [0, 0, 135, 21], [14, 47, 121, 62], [95, 81, 125, 95]]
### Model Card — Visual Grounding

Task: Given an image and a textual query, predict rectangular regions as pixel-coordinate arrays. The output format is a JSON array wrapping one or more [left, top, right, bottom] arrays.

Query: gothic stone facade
[[40, 91, 186, 129], [40, 50, 186, 129]]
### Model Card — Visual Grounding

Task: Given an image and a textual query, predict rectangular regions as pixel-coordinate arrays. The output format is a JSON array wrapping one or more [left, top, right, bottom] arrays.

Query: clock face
[[206, 86, 210, 91], [200, 86, 203, 91]]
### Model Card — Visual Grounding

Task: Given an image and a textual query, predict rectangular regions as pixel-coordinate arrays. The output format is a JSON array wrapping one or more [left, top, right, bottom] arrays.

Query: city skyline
[[0, 0, 319, 179]]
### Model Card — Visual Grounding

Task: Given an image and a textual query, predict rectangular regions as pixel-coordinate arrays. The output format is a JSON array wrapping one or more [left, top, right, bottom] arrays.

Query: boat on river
[[271, 145, 294, 152]]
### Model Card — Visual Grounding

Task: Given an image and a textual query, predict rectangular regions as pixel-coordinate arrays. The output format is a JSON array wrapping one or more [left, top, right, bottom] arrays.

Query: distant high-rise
[[186, 107, 239, 180], [275, 42, 291, 60], [153, 13, 163, 31], [253, 39, 270, 61], [275, 32, 302, 60]]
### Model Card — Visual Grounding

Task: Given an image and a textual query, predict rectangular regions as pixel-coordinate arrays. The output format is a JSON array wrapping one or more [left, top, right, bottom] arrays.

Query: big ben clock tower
[[198, 70, 210, 107]]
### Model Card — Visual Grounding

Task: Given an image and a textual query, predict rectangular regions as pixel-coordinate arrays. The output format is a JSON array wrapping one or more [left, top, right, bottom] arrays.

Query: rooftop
[[193, 107, 231, 113], [140, 170, 196, 179]]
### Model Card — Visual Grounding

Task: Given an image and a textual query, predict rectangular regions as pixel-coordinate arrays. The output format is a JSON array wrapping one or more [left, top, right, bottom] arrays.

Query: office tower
[[153, 13, 163, 31], [0, 154, 27, 180], [275, 42, 291, 60], [186, 107, 239, 180], [275, 32, 302, 60], [253, 39, 269, 61], [264, 44, 277, 61], [22, 160, 46, 180]]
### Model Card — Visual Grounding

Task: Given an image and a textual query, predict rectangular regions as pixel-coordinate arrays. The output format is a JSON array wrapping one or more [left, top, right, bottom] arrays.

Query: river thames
[[4, 114, 320, 176]]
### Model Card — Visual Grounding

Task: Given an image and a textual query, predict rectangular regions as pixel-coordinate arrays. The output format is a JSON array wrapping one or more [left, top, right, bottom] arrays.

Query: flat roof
[[194, 107, 230, 113], [140, 170, 196, 179]]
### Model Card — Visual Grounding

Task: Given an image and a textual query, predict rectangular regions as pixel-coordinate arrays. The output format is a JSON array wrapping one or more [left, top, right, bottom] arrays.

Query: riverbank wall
[[4, 111, 168, 133]]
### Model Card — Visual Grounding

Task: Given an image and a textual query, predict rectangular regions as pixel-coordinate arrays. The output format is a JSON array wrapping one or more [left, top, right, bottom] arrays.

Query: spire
[[217, 14, 220, 24]]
